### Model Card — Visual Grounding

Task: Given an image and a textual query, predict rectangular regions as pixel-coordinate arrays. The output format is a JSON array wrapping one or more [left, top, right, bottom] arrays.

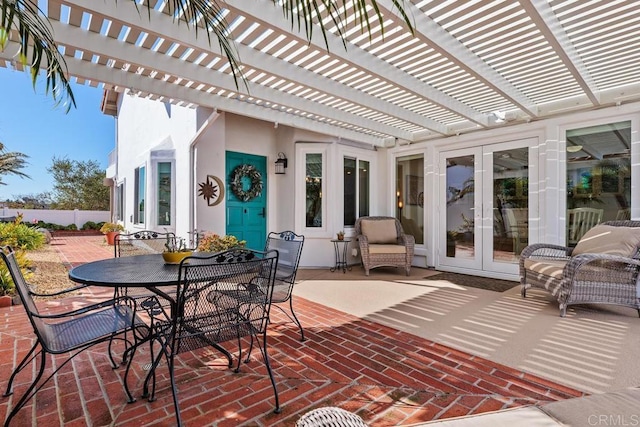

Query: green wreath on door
[[230, 164, 263, 202]]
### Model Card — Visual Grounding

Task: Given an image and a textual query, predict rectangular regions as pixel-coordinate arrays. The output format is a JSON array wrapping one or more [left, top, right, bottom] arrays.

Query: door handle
[[258, 207, 266, 217]]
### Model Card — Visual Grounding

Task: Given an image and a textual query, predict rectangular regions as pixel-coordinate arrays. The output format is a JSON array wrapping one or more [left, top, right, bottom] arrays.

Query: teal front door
[[226, 151, 267, 251]]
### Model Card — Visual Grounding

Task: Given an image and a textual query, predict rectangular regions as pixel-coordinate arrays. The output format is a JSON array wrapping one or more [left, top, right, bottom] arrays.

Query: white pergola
[[2, 0, 639, 147]]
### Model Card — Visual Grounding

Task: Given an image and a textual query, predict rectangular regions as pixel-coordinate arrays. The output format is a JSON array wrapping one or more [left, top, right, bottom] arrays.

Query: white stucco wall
[[114, 96, 202, 241], [390, 100, 640, 275], [192, 112, 281, 236], [112, 94, 639, 273]]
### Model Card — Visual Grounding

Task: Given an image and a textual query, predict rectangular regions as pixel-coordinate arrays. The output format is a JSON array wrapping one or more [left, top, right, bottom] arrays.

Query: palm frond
[[137, 0, 247, 91], [275, 0, 414, 50], [1, 0, 413, 107], [1, 0, 75, 111], [0, 143, 29, 185]]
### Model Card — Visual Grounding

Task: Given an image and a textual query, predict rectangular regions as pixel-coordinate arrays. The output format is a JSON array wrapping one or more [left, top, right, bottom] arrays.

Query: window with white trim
[[305, 153, 323, 228], [344, 157, 370, 227], [115, 182, 124, 221], [134, 166, 146, 225], [157, 162, 171, 226]]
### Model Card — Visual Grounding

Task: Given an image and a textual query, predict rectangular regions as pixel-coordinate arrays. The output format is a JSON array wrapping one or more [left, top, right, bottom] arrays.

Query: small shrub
[[65, 224, 78, 231], [0, 248, 33, 296], [82, 221, 97, 230], [0, 220, 45, 250], [197, 234, 246, 252], [35, 221, 65, 230]]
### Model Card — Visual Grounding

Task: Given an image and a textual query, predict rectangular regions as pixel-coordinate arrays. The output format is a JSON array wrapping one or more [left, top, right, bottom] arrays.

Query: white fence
[[0, 208, 110, 228]]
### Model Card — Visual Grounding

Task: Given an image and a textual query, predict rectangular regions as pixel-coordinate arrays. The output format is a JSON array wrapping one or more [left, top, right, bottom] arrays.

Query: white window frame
[[134, 165, 146, 225], [149, 150, 176, 229], [115, 180, 125, 222], [296, 143, 328, 236], [339, 147, 375, 230]]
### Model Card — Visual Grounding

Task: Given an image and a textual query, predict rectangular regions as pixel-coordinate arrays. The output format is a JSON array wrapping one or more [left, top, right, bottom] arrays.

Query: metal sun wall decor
[[198, 175, 224, 206]]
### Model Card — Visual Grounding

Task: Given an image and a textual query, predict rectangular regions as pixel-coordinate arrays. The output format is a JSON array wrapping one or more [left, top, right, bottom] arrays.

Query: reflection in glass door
[[489, 147, 529, 269], [439, 140, 536, 276], [441, 149, 481, 271], [565, 121, 631, 246]]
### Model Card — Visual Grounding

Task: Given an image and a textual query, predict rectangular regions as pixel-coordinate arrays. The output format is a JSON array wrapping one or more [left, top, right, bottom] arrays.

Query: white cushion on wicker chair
[[369, 244, 407, 254], [523, 259, 567, 279], [361, 219, 397, 243], [572, 225, 640, 257]]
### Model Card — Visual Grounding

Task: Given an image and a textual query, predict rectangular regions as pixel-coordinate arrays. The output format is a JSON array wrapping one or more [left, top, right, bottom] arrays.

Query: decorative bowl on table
[[162, 251, 193, 264]]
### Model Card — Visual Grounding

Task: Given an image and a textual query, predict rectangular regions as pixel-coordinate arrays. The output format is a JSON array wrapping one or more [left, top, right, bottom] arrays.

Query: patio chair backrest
[[173, 248, 279, 354], [0, 246, 43, 332], [264, 231, 304, 303], [355, 216, 404, 242], [114, 230, 176, 257]]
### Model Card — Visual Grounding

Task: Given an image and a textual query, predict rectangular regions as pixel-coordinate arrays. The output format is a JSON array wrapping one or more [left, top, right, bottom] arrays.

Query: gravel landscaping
[[25, 244, 78, 296]]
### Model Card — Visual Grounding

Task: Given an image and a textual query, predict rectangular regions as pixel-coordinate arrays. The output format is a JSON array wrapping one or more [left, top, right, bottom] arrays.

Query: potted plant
[[162, 236, 192, 264], [100, 222, 125, 245], [336, 230, 345, 241], [197, 233, 246, 253], [0, 271, 14, 307]]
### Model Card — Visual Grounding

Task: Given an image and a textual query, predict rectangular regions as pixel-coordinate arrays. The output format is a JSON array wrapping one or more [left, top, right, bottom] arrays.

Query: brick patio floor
[[0, 236, 585, 426]]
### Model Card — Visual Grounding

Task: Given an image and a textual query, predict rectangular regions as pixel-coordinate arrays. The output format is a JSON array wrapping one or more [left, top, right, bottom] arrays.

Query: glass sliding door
[[439, 148, 481, 270], [439, 139, 537, 276], [484, 144, 532, 274]]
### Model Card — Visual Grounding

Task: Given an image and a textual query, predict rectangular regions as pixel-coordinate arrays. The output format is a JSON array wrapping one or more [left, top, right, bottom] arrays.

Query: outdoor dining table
[[68, 253, 234, 397], [69, 253, 183, 294]]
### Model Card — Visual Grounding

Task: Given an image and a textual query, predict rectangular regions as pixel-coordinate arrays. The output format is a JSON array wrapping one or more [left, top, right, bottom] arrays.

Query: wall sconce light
[[275, 152, 288, 175]]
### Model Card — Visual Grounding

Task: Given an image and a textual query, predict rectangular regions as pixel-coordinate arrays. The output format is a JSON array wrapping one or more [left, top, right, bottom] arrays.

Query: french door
[[437, 139, 538, 277]]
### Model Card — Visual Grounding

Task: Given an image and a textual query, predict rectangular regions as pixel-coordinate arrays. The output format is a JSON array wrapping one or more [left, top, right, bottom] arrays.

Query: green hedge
[[33, 220, 102, 231]]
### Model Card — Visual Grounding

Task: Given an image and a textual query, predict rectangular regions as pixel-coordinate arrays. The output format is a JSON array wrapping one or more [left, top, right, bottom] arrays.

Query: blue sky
[[0, 67, 114, 201]]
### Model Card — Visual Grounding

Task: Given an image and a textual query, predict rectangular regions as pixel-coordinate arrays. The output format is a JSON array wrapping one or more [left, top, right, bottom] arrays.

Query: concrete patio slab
[[295, 269, 640, 394]]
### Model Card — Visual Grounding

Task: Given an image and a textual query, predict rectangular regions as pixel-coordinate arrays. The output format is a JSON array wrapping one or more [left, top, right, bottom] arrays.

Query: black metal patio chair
[[264, 230, 306, 340], [0, 246, 147, 427], [114, 230, 176, 257], [133, 248, 280, 427], [113, 230, 178, 361]]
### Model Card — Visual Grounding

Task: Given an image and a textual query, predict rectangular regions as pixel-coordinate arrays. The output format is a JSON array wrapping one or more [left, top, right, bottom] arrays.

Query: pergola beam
[[522, 0, 600, 106], [0, 44, 386, 146], [49, 20, 409, 143], [223, 0, 488, 129], [57, 0, 444, 138], [379, 0, 540, 118]]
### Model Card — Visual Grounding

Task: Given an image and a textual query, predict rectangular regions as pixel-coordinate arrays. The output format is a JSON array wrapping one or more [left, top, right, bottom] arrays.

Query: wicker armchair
[[520, 220, 640, 317], [355, 216, 415, 276]]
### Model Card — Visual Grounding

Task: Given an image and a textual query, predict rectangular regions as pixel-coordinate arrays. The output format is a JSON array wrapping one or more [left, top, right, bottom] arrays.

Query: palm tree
[[1, 1, 412, 110], [0, 142, 29, 184]]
